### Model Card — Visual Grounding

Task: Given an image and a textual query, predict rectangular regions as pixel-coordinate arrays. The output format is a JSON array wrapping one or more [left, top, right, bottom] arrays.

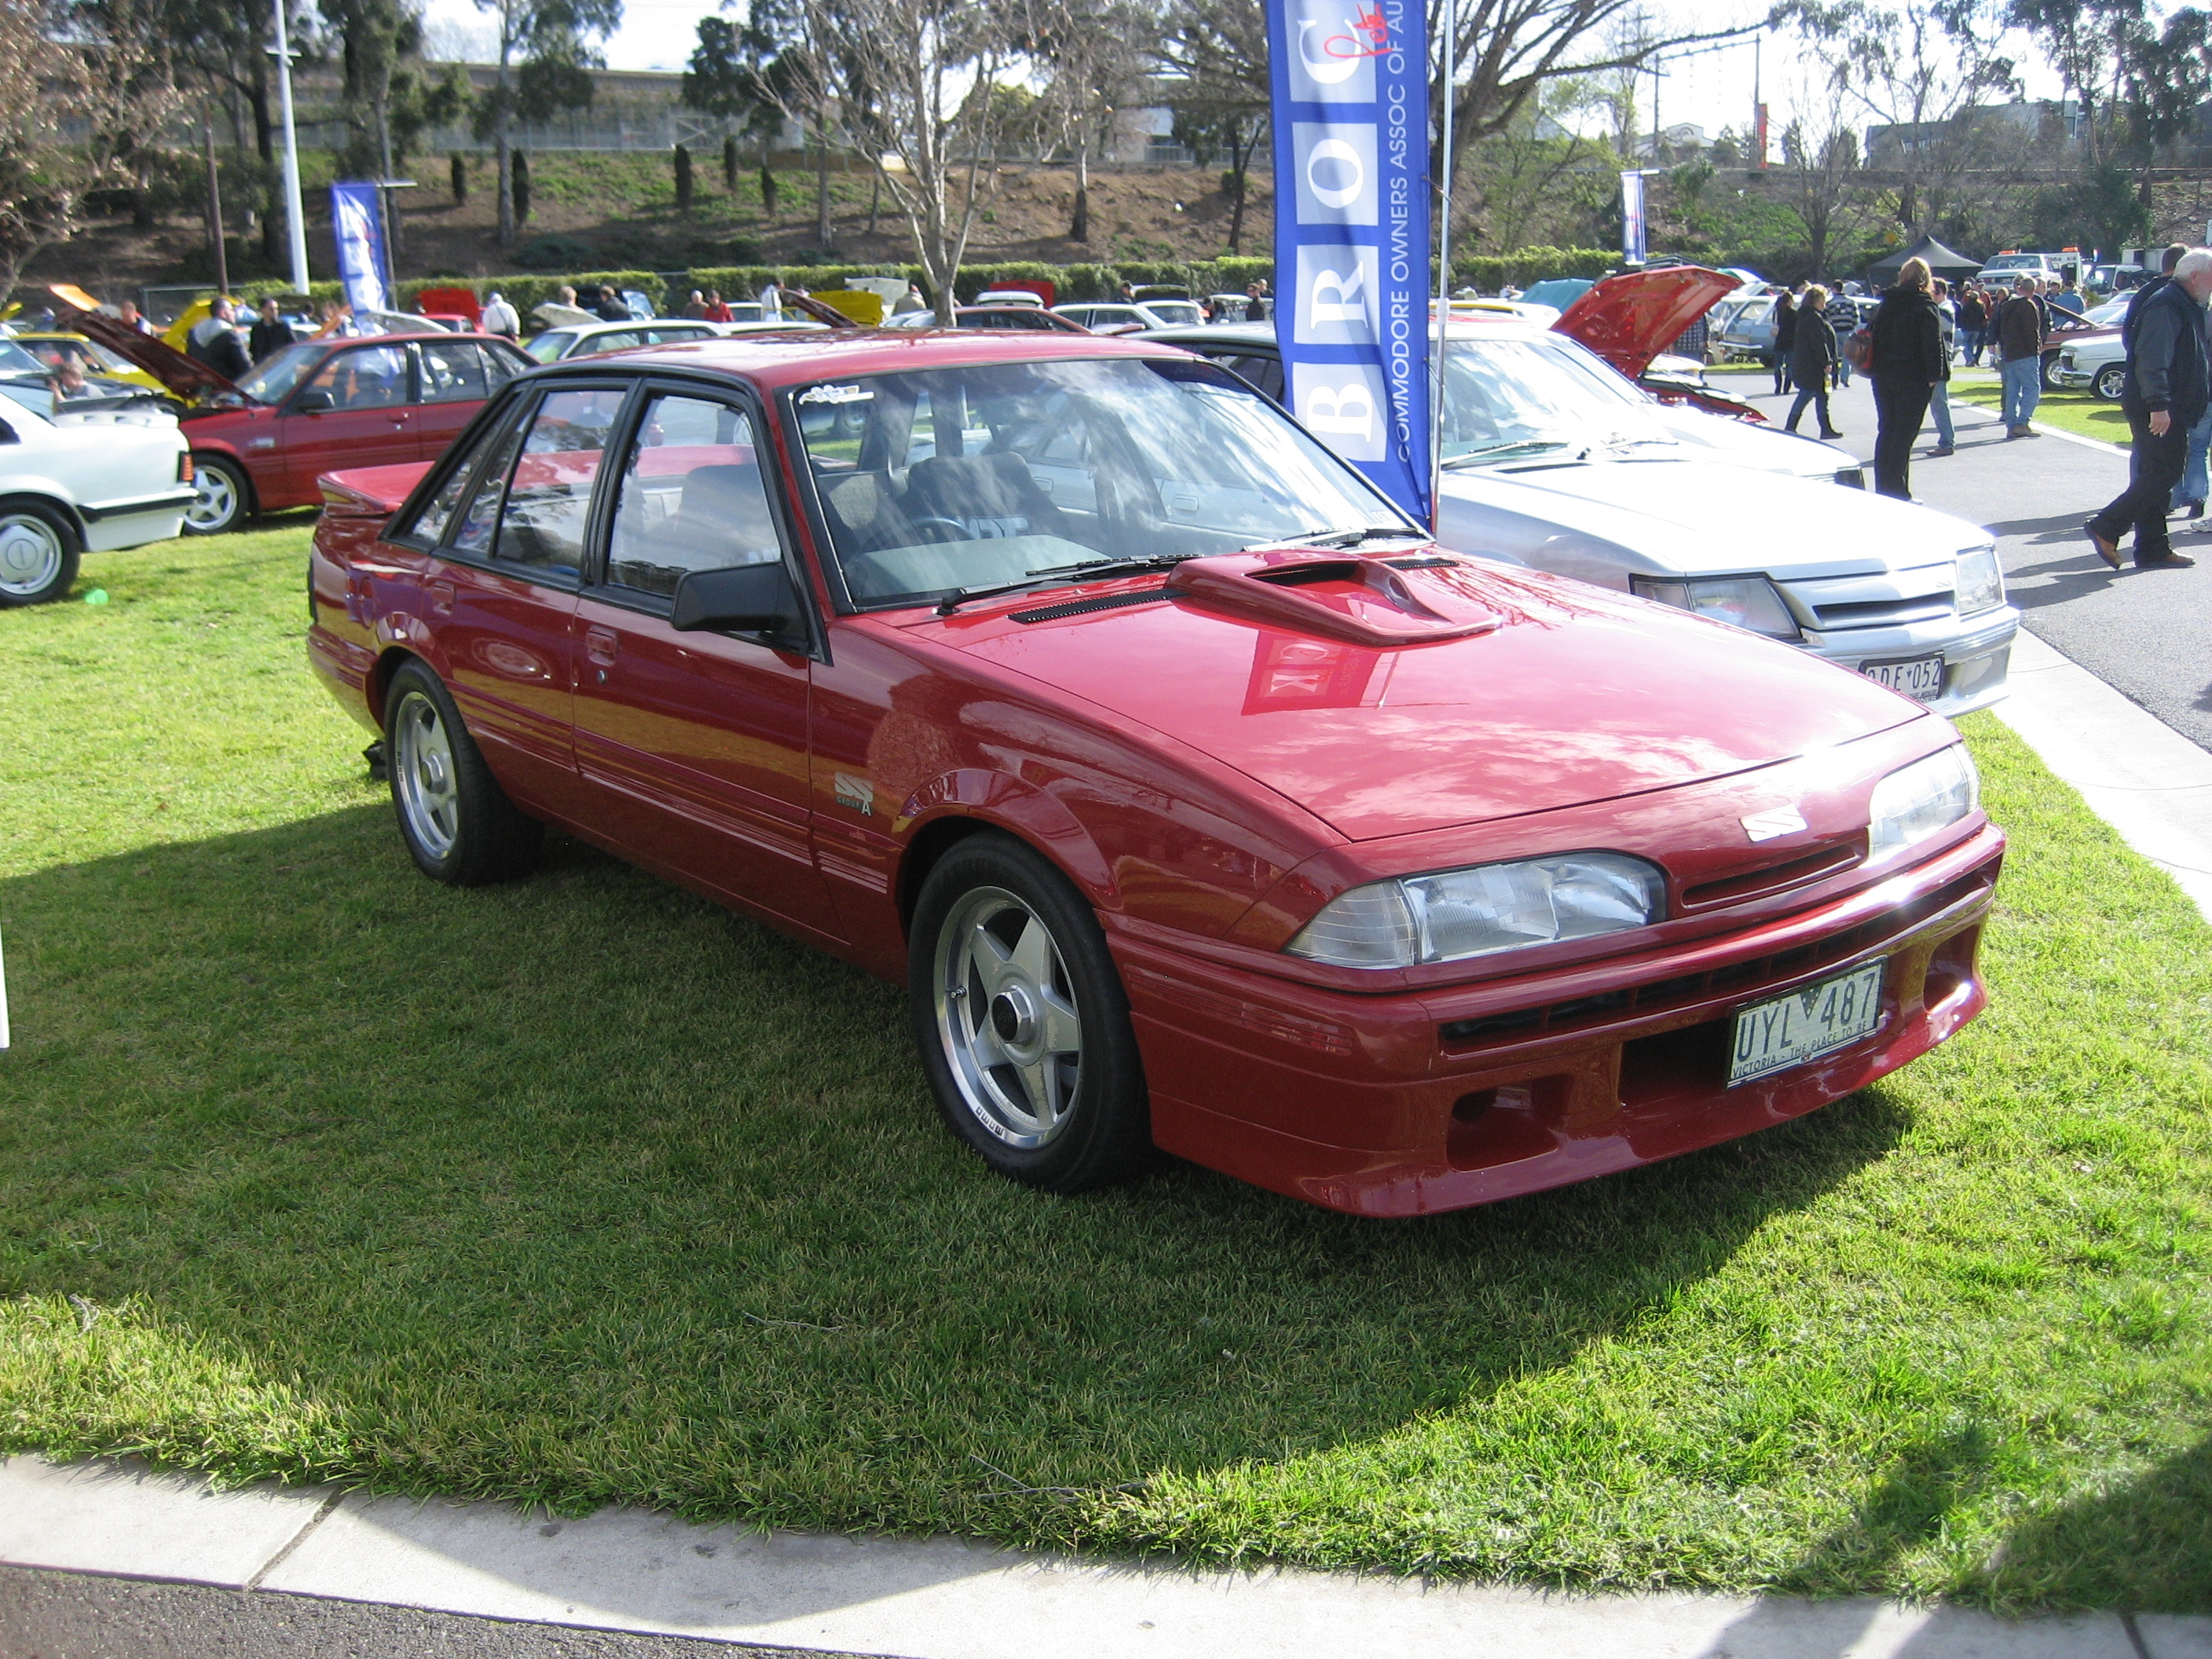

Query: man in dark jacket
[[2121, 243, 2188, 354], [247, 296, 295, 363], [1994, 276, 2045, 437], [2086, 247, 2212, 570], [1770, 289, 1798, 396], [1867, 257, 1945, 498]]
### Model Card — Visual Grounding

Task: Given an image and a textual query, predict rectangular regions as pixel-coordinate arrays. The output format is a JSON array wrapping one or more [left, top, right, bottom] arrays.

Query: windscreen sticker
[[799, 383, 873, 405]]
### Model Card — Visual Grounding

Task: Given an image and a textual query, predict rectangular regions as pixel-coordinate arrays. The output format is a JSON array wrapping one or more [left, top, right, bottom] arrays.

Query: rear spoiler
[[46, 284, 241, 401]]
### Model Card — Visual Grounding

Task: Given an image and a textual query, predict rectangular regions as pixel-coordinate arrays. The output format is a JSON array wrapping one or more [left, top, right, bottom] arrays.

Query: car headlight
[[1869, 745, 1979, 857], [1285, 853, 1667, 969], [1630, 574, 1800, 640], [1954, 545, 2004, 616]]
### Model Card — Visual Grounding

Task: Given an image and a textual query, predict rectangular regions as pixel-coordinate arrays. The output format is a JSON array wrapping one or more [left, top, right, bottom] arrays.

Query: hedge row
[[1448, 247, 1621, 288], [221, 247, 1620, 321]]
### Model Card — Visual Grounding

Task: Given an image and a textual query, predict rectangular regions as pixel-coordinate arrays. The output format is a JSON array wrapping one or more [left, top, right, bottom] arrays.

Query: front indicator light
[[1869, 745, 1979, 857], [1631, 574, 1801, 640], [1286, 853, 1667, 969], [1954, 545, 2004, 616]]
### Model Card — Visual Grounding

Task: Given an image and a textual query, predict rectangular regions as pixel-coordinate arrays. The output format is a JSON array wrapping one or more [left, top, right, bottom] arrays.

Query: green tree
[[474, 0, 622, 245], [1155, 0, 1269, 254]]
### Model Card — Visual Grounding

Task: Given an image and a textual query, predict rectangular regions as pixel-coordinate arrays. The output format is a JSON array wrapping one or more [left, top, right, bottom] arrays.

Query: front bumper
[[1121, 823, 2002, 1217], [1798, 605, 2018, 719], [2049, 365, 2103, 390]]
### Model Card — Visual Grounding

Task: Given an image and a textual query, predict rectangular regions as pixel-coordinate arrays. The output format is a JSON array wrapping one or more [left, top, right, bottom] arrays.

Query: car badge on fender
[[833, 772, 875, 815], [1741, 805, 1808, 843]]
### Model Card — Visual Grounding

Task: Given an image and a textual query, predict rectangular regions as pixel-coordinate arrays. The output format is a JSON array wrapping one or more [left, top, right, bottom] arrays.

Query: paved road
[[1727, 374, 2212, 752], [0, 1565, 843, 1659]]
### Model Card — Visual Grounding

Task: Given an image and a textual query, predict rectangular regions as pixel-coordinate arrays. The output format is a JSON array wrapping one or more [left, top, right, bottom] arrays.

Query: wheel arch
[[368, 645, 426, 726], [0, 490, 87, 549], [892, 773, 1120, 940]]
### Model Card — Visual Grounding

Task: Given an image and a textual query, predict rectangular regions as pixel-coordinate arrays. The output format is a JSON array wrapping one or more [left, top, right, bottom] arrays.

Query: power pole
[[273, 0, 311, 291], [204, 117, 230, 295]]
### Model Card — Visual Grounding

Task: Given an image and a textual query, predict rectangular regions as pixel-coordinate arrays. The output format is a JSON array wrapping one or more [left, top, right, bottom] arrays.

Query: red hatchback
[[176, 331, 534, 534], [307, 331, 2002, 1217]]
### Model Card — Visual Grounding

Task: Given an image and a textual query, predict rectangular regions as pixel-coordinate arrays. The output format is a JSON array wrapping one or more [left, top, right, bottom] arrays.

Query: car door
[[279, 342, 416, 501], [569, 382, 837, 938], [412, 338, 514, 462], [415, 383, 627, 815]]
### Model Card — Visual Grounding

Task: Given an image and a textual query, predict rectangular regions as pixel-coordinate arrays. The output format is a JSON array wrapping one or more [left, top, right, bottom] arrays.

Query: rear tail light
[[177, 451, 194, 483]]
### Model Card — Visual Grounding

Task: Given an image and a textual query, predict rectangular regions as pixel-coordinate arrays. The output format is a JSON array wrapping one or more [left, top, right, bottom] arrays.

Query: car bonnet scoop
[[1164, 550, 1503, 646]]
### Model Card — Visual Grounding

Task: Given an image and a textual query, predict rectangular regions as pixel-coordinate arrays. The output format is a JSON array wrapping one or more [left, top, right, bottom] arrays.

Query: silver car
[[1429, 320, 2014, 717]]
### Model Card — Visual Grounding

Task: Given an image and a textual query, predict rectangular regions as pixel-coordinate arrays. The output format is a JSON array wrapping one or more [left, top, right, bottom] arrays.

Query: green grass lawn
[[4, 531, 2210, 1611], [1948, 371, 2130, 445]]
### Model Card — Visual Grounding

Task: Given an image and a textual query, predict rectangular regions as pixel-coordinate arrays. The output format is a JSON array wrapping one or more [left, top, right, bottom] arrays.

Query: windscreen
[[1437, 337, 1669, 467], [0, 341, 43, 375], [791, 356, 1408, 609], [235, 340, 328, 405]]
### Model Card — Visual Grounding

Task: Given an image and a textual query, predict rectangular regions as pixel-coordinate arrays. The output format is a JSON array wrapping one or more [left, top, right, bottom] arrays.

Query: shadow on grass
[[0, 804, 1911, 1536]]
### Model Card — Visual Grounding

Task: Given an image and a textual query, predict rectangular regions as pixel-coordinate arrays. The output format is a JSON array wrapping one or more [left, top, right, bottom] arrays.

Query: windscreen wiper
[[934, 553, 1199, 617], [1440, 438, 1572, 468], [1287, 525, 1426, 549]]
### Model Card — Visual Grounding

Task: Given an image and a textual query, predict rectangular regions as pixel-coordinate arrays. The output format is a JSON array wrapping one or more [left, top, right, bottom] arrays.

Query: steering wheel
[[909, 515, 971, 544]]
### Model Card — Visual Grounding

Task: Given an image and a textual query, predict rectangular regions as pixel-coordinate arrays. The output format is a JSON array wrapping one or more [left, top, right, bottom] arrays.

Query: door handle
[[427, 580, 455, 615], [584, 625, 619, 667]]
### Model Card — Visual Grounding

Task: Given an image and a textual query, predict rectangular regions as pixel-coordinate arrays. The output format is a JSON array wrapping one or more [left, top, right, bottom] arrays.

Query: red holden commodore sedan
[[306, 331, 2002, 1217], [177, 331, 535, 534]]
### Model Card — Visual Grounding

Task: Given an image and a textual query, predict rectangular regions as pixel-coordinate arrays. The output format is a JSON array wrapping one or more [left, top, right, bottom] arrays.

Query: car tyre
[[382, 660, 543, 885], [182, 455, 251, 537], [909, 833, 1152, 1193], [2094, 364, 2127, 401], [0, 500, 82, 607]]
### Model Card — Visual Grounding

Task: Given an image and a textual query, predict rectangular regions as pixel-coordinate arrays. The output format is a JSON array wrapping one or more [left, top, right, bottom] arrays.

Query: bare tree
[[1154, 0, 1269, 252], [1783, 0, 2016, 236], [2, 0, 185, 300], [1026, 0, 1149, 243], [1775, 77, 1863, 279], [792, 0, 1025, 322]]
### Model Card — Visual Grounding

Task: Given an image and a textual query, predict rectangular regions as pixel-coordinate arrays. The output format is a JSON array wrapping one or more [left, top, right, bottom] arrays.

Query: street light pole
[[272, 0, 311, 294], [1430, 0, 1458, 527]]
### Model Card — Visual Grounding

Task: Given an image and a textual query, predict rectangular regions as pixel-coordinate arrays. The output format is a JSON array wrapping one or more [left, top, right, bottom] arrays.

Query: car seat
[[902, 451, 1071, 543]]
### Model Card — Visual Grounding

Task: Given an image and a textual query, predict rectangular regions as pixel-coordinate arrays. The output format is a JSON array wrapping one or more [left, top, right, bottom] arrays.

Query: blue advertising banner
[[330, 181, 390, 316], [1267, 0, 1431, 522]]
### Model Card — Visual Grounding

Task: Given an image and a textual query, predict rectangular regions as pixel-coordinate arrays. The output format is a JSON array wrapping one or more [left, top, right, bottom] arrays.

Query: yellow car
[[6, 331, 170, 397]]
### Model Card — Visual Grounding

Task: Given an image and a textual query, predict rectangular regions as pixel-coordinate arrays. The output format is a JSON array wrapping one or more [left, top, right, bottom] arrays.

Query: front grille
[[1811, 595, 1955, 628], [1437, 867, 1991, 1049], [1682, 842, 1861, 908], [1009, 586, 1169, 624]]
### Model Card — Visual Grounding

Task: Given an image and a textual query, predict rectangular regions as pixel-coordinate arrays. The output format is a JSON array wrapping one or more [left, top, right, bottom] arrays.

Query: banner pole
[[1430, 0, 1457, 528]]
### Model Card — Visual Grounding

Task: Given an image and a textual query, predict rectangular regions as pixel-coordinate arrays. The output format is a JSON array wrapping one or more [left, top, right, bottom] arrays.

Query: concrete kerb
[[2, 1456, 2202, 1658]]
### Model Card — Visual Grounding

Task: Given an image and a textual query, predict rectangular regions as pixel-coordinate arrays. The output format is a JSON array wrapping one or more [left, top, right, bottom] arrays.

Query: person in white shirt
[[479, 291, 521, 338]]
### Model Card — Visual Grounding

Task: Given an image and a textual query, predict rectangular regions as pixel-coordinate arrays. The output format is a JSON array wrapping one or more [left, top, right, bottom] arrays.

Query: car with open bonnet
[[306, 330, 2003, 1217]]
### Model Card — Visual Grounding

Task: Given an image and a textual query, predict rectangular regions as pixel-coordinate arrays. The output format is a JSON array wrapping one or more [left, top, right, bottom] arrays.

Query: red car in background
[[306, 331, 2001, 1218], [174, 333, 536, 534], [51, 297, 534, 536]]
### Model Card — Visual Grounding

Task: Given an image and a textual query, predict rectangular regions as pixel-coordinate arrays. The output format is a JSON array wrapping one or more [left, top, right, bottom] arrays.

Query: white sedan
[[0, 357, 193, 606]]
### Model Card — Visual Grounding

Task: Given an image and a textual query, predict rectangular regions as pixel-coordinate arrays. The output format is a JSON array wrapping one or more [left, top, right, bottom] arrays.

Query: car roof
[[604, 328, 1198, 387], [1132, 317, 1558, 351]]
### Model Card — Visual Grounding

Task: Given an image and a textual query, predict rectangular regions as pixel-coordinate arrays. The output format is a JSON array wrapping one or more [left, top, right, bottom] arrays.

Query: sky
[[415, 0, 2064, 147]]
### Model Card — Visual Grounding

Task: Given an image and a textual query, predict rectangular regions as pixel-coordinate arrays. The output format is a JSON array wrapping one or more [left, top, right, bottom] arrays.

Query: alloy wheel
[[391, 689, 460, 859], [185, 467, 238, 533], [932, 886, 1085, 1148]]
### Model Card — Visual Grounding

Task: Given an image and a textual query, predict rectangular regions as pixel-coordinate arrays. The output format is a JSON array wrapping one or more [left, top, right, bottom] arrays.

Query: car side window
[[399, 397, 529, 546], [603, 392, 782, 599], [419, 339, 493, 404], [1221, 353, 1285, 403], [302, 344, 408, 411], [492, 387, 626, 577], [588, 330, 641, 356]]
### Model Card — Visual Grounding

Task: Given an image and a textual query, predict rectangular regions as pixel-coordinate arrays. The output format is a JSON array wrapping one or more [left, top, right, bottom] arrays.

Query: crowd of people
[[1753, 251, 2196, 571]]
